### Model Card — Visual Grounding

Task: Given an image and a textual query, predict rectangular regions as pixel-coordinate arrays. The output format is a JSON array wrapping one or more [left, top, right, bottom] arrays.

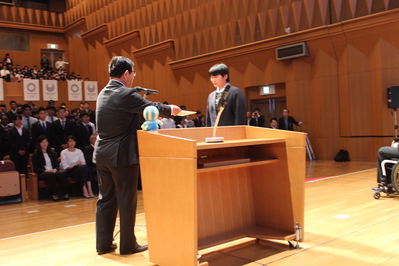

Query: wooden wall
[[2, 1, 399, 160]]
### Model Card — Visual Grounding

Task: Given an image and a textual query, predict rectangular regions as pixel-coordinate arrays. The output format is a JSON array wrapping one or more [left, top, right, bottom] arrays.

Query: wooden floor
[[1, 160, 395, 266]]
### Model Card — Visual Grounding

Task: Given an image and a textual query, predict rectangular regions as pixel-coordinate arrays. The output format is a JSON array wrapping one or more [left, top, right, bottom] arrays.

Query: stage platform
[[2, 160, 397, 266]]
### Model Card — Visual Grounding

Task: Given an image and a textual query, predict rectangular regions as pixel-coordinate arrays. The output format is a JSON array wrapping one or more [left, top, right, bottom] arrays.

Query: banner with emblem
[[84, 81, 98, 101], [23, 79, 40, 101], [68, 80, 82, 101], [42, 80, 58, 101], [0, 78, 3, 101]]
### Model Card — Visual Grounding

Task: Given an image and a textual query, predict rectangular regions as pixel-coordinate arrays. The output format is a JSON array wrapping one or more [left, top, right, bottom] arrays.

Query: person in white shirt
[[55, 57, 69, 70], [160, 116, 176, 129], [61, 135, 94, 198], [0, 65, 10, 78]]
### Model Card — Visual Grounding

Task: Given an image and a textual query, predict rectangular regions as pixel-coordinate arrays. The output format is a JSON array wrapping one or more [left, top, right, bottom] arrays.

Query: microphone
[[134, 86, 159, 94], [216, 85, 231, 111]]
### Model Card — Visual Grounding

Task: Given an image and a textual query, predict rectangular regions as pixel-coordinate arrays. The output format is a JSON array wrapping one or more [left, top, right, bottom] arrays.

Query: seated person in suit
[[269, 118, 278, 129], [7, 114, 30, 176], [192, 111, 203, 127], [32, 135, 69, 202], [60, 135, 94, 198], [278, 108, 302, 131], [0, 114, 12, 159], [83, 133, 98, 179], [250, 108, 265, 127]]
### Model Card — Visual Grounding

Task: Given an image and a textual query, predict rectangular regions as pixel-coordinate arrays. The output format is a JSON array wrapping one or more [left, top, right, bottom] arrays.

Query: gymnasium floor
[[1, 160, 397, 266]]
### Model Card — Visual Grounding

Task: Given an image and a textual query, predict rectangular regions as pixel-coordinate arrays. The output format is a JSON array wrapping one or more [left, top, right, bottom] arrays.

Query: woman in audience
[[60, 135, 94, 198], [32, 135, 69, 201]]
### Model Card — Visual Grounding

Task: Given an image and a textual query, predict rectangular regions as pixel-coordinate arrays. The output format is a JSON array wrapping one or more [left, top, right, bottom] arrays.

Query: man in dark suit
[[94, 56, 181, 255], [269, 117, 278, 129], [249, 109, 266, 127], [83, 101, 95, 124], [74, 112, 94, 149], [192, 110, 203, 127], [32, 107, 54, 151], [8, 114, 30, 176], [278, 108, 302, 131], [206, 63, 246, 126], [53, 107, 75, 155], [6, 100, 18, 120]]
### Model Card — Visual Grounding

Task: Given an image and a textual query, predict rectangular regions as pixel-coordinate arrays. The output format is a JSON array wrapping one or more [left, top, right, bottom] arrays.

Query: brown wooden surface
[[138, 126, 306, 266], [0, 160, 390, 265]]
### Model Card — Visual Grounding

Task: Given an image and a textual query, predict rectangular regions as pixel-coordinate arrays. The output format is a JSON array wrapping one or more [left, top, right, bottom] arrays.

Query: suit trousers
[[95, 164, 139, 254], [38, 171, 67, 195], [377, 146, 399, 182]]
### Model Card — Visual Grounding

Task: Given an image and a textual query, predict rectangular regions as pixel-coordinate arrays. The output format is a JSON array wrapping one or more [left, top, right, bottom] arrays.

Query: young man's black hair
[[208, 63, 230, 82]]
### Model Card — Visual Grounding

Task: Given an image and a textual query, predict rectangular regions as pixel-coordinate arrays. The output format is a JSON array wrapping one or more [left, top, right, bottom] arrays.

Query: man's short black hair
[[12, 113, 22, 121], [46, 105, 56, 111], [57, 106, 66, 112], [108, 56, 134, 78], [9, 100, 16, 105], [209, 63, 230, 82], [37, 107, 46, 113], [21, 104, 31, 112], [270, 117, 278, 123], [254, 108, 261, 112], [79, 111, 90, 118], [0, 103, 6, 107]]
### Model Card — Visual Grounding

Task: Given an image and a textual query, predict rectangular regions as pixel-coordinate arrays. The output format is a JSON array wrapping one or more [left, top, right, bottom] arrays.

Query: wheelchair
[[372, 159, 399, 199]]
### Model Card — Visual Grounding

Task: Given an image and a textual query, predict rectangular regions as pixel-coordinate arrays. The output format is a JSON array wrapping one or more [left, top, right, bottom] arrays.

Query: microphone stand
[[205, 85, 230, 143]]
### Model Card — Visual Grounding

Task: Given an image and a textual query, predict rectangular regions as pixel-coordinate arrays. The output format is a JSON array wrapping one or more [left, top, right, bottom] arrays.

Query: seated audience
[[83, 133, 98, 179], [74, 112, 95, 149], [60, 135, 94, 198], [53, 107, 75, 155], [32, 107, 55, 150], [269, 118, 278, 129], [32, 135, 69, 202], [174, 116, 187, 128]]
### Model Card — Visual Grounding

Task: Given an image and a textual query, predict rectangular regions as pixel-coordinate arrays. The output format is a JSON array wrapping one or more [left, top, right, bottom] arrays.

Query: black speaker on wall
[[388, 86, 399, 109]]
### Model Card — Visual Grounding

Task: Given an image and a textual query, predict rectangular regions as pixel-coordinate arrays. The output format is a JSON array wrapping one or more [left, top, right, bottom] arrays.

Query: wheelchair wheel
[[373, 192, 381, 199], [391, 163, 399, 193]]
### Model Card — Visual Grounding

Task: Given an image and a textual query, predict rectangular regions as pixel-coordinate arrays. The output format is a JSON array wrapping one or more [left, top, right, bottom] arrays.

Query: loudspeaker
[[388, 86, 399, 109]]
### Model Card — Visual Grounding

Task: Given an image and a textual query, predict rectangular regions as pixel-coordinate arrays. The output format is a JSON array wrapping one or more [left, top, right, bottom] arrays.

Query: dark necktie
[[62, 120, 65, 129], [42, 122, 46, 133], [26, 117, 32, 136], [50, 116, 54, 123]]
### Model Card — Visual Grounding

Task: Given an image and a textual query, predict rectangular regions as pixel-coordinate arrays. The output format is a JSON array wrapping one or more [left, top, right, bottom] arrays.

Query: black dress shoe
[[97, 243, 117, 255], [120, 244, 148, 255]]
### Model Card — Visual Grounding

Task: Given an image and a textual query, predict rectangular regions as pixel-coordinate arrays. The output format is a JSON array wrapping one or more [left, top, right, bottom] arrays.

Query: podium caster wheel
[[373, 192, 380, 199]]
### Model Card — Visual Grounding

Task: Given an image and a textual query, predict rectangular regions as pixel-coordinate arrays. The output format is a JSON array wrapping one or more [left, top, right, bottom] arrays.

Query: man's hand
[[170, 105, 182, 116]]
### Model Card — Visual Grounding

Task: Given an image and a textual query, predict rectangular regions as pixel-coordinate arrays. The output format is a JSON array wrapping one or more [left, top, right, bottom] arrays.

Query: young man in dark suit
[[74, 112, 94, 149], [278, 108, 302, 131], [53, 107, 75, 155], [7, 114, 30, 176], [206, 63, 246, 127], [94, 56, 181, 255], [32, 107, 55, 151]]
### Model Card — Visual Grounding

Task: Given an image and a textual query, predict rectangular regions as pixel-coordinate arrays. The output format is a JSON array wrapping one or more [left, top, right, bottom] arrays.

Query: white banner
[[0, 79, 3, 101], [23, 79, 40, 101], [42, 80, 59, 101], [84, 81, 98, 101], [68, 80, 82, 101]]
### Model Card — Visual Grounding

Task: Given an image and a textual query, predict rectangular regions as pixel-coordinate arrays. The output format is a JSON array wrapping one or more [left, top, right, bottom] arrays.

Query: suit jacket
[[32, 121, 54, 148], [94, 79, 172, 166], [74, 122, 93, 149], [278, 116, 300, 131], [206, 85, 246, 127], [32, 151, 59, 175], [53, 119, 75, 154], [83, 144, 96, 174], [249, 116, 266, 127], [7, 126, 31, 155]]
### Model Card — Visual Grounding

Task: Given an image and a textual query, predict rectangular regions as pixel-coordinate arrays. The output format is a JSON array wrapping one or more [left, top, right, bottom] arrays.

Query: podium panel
[[138, 126, 306, 266]]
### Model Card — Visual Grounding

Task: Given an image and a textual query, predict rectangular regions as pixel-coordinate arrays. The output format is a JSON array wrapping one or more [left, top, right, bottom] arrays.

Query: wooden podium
[[137, 126, 306, 266]]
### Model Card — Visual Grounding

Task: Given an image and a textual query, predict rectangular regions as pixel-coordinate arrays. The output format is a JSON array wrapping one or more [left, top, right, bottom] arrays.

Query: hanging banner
[[68, 80, 82, 101], [0, 79, 3, 101], [84, 81, 98, 101], [23, 79, 40, 101], [42, 80, 59, 101]]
